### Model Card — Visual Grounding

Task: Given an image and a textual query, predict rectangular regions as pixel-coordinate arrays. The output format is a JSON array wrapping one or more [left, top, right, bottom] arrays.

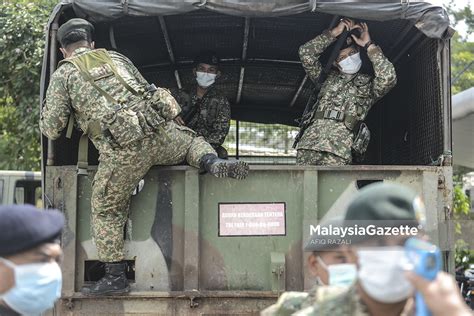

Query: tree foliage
[[0, 0, 56, 170], [454, 186, 474, 270], [446, 2, 474, 94]]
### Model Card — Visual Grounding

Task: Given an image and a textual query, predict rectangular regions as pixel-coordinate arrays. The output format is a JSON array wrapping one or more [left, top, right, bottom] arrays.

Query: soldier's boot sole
[[211, 160, 249, 180]]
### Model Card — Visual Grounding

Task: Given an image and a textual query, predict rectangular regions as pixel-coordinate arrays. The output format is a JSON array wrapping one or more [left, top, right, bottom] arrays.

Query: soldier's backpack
[[58, 49, 171, 175], [58, 49, 166, 148]]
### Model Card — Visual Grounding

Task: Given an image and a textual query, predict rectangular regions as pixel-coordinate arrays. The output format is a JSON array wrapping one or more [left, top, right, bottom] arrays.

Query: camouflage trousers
[[296, 150, 351, 166], [91, 120, 215, 262]]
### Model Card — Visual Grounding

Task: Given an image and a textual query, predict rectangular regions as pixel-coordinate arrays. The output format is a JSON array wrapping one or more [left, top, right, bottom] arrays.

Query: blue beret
[[0, 205, 65, 256]]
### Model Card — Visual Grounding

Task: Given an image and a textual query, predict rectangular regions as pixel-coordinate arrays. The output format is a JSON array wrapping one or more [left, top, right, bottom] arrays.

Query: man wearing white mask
[[261, 218, 357, 316], [0, 205, 65, 316], [295, 183, 471, 316], [174, 51, 231, 159], [305, 218, 356, 287], [296, 18, 397, 165]]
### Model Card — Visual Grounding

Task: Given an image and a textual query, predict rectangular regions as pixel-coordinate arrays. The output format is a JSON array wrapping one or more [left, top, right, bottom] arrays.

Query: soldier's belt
[[314, 110, 360, 131]]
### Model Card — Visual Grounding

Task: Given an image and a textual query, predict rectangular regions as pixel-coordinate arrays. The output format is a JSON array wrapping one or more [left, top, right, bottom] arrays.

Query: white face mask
[[338, 52, 362, 75], [317, 256, 357, 287], [196, 71, 217, 88], [357, 246, 414, 303]]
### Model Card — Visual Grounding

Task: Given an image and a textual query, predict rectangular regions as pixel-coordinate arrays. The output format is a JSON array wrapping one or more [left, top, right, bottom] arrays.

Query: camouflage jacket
[[40, 47, 181, 157], [293, 284, 414, 316], [260, 285, 348, 316], [297, 30, 397, 160], [173, 86, 231, 146]]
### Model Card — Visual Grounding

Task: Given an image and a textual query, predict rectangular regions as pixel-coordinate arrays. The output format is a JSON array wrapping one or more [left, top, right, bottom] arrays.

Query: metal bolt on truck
[[40, 0, 454, 314]]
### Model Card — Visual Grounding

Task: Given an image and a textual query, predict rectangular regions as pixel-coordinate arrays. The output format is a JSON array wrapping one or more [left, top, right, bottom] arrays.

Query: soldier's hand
[[330, 18, 354, 38], [405, 271, 473, 316], [351, 22, 371, 47], [174, 115, 186, 126]]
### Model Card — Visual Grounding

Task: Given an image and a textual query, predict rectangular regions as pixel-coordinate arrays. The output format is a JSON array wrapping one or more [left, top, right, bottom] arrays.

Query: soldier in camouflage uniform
[[261, 218, 356, 316], [40, 19, 249, 296], [173, 51, 231, 159], [296, 19, 397, 165], [292, 183, 423, 316]]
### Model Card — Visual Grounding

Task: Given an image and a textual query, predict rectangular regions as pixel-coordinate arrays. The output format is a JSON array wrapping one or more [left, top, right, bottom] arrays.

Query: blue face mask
[[0, 258, 62, 316]]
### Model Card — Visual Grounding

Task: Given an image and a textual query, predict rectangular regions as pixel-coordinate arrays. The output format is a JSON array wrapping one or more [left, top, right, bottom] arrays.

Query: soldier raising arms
[[296, 19, 397, 166], [40, 18, 249, 296]]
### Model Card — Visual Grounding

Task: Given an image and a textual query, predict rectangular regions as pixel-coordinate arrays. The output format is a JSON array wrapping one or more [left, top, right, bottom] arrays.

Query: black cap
[[194, 50, 220, 66], [305, 217, 346, 252], [57, 18, 94, 44], [0, 205, 65, 256]]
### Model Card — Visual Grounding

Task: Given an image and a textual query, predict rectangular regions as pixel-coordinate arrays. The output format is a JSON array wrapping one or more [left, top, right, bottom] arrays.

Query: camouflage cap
[[344, 182, 421, 223], [194, 50, 220, 66], [304, 217, 346, 252], [57, 18, 94, 43]]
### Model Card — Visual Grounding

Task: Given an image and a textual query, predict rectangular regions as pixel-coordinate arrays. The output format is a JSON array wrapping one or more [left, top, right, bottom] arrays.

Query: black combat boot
[[200, 154, 249, 180], [81, 262, 130, 296]]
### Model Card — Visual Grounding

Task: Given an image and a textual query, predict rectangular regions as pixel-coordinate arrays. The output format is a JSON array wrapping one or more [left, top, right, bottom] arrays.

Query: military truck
[[0, 171, 41, 206], [41, 0, 454, 314]]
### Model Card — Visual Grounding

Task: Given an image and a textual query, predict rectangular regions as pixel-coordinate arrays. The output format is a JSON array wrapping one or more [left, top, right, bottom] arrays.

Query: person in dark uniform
[[0, 204, 64, 316]]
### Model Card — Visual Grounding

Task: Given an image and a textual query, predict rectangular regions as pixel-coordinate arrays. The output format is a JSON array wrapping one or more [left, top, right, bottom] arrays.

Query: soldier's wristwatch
[[364, 40, 375, 50]]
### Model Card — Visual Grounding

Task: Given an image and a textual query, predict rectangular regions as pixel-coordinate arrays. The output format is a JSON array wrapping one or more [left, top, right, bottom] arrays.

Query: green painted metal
[[270, 252, 286, 293], [42, 165, 453, 314]]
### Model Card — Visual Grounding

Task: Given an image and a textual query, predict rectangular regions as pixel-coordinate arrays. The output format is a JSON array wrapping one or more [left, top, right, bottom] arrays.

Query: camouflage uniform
[[261, 285, 348, 316], [296, 30, 397, 165], [40, 47, 216, 262], [292, 284, 414, 316], [173, 86, 231, 148], [296, 150, 349, 166]]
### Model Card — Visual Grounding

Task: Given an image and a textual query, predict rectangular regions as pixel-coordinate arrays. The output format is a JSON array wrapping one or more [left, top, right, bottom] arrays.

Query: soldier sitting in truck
[[173, 51, 231, 159], [295, 18, 397, 166], [40, 18, 249, 296]]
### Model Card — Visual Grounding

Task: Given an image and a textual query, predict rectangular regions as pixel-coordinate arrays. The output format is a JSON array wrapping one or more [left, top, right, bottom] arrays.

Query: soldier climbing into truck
[[39, 18, 249, 296]]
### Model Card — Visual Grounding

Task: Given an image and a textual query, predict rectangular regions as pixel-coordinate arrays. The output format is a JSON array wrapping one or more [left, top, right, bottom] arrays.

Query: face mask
[[196, 71, 217, 88], [357, 246, 414, 303], [0, 258, 62, 316], [338, 52, 362, 75], [317, 256, 357, 287]]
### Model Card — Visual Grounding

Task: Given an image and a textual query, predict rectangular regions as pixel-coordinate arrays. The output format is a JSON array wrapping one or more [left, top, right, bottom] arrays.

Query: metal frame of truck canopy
[[39, 1, 455, 315]]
